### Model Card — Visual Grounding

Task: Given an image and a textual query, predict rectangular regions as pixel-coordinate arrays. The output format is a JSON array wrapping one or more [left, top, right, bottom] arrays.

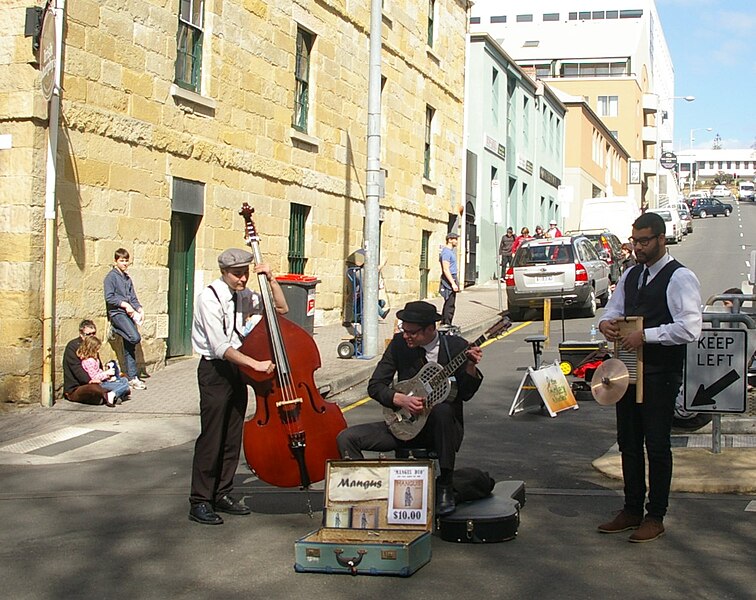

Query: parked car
[[504, 236, 611, 320], [675, 202, 694, 234], [689, 198, 733, 218], [685, 191, 710, 210], [647, 208, 683, 243], [711, 184, 731, 198], [566, 229, 624, 284]]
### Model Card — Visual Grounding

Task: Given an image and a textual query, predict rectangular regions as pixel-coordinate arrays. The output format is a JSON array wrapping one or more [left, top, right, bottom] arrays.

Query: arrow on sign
[[690, 369, 741, 407]]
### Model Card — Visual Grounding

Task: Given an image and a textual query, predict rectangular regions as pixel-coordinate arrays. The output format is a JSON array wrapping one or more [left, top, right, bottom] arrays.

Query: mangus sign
[[39, 6, 56, 102], [659, 151, 677, 170]]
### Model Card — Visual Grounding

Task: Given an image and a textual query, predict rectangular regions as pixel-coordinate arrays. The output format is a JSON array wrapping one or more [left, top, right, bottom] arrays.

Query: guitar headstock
[[239, 203, 259, 248], [485, 313, 513, 339]]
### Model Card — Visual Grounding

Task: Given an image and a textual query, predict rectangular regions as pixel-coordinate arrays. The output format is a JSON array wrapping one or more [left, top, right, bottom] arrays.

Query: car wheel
[[724, 209, 731, 217], [699, 209, 707, 218], [582, 287, 597, 318]]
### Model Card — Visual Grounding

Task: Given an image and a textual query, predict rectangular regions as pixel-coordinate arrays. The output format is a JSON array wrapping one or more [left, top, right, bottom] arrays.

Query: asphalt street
[[1, 199, 755, 599]]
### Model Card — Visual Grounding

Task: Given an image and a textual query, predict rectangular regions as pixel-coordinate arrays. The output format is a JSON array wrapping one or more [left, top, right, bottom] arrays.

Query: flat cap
[[218, 248, 253, 269], [446, 232, 459, 240]]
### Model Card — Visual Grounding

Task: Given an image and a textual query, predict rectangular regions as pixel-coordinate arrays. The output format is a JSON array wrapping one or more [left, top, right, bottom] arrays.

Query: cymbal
[[591, 359, 629, 406]]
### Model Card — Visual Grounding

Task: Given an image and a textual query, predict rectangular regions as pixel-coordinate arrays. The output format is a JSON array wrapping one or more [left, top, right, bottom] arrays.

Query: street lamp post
[[652, 95, 695, 207], [689, 126, 713, 149], [688, 127, 713, 193]]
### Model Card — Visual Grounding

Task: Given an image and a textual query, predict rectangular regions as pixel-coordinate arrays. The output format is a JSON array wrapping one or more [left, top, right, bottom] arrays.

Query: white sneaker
[[129, 378, 147, 390], [105, 391, 116, 407]]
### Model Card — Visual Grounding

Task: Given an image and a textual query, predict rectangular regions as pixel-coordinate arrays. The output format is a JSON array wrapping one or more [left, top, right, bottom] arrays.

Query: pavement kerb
[[593, 446, 756, 494]]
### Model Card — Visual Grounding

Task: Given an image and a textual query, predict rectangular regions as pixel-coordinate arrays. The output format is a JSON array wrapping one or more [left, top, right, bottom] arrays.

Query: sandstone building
[[0, 0, 469, 405]]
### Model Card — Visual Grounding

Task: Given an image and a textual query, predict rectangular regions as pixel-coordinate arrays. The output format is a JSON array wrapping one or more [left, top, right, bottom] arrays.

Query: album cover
[[351, 505, 380, 529], [324, 506, 351, 529]]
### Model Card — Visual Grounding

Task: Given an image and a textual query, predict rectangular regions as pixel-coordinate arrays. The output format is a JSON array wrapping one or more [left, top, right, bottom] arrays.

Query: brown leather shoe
[[597, 510, 643, 533], [628, 517, 665, 543]]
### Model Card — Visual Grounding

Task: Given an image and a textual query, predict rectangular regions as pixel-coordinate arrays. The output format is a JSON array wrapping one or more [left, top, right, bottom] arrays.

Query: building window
[[516, 14, 533, 22], [293, 27, 313, 133], [522, 96, 530, 145], [288, 203, 309, 274], [543, 13, 559, 21], [620, 10, 643, 18], [579, 11, 591, 20], [562, 63, 578, 77], [592, 11, 605, 19], [535, 63, 550, 77], [490, 15, 507, 24], [606, 10, 619, 19], [492, 68, 499, 125], [175, 0, 204, 92], [470, 16, 480, 24], [424, 105, 434, 179], [568, 12, 577, 20], [523, 40, 539, 47], [427, 0, 435, 47], [419, 230, 431, 299], [597, 95, 618, 117], [609, 130, 618, 139]]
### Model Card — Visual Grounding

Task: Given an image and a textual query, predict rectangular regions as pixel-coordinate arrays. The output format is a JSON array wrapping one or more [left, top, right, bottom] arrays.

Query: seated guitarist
[[337, 301, 483, 516]]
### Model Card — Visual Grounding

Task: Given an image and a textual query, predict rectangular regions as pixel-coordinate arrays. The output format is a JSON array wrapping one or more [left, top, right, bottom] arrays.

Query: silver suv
[[504, 236, 611, 320]]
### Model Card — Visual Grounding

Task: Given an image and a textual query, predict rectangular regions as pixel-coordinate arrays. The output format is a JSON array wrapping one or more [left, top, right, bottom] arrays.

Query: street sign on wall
[[660, 151, 678, 170], [684, 328, 748, 413]]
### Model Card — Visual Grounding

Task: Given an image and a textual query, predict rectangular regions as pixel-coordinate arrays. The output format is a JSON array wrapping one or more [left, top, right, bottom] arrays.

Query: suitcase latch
[[466, 519, 474, 540]]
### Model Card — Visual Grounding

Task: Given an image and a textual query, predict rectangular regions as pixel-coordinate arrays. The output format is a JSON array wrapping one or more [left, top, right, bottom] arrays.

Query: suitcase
[[438, 480, 525, 543], [294, 459, 434, 576]]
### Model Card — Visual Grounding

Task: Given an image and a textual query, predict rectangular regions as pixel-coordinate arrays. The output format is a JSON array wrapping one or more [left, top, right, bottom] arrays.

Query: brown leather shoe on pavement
[[597, 510, 643, 533], [628, 517, 665, 543]]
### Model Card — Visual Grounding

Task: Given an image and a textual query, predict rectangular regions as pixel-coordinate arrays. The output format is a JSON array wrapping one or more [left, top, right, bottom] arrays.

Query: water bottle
[[590, 324, 597, 342]]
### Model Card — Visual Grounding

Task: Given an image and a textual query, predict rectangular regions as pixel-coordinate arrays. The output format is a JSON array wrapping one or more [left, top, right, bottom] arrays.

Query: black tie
[[641, 268, 649, 289], [231, 292, 246, 339]]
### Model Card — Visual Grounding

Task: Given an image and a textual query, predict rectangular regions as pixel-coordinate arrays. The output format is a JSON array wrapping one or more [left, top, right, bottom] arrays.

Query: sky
[[656, 0, 756, 151]]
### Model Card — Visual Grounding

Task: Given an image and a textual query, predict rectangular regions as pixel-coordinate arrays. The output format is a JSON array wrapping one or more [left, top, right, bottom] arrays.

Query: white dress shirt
[[600, 253, 702, 345], [192, 279, 262, 360]]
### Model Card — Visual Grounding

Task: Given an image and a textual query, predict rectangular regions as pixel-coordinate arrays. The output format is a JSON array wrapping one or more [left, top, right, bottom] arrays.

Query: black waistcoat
[[624, 260, 685, 373]]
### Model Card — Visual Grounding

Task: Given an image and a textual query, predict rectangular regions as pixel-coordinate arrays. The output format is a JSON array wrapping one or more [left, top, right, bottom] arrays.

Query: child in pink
[[76, 336, 130, 407]]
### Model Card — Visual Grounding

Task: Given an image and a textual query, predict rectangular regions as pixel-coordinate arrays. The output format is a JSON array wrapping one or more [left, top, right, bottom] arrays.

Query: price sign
[[387, 465, 429, 525]]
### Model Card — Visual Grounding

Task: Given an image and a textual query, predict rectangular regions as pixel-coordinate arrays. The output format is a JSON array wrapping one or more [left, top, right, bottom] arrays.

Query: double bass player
[[188, 248, 288, 525]]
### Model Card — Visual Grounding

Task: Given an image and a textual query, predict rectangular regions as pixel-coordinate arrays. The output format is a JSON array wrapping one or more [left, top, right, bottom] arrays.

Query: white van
[[738, 181, 755, 201], [579, 196, 641, 242], [647, 208, 683, 244]]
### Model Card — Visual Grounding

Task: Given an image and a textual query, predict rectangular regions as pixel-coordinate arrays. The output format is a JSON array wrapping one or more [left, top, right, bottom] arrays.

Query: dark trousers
[[65, 384, 107, 405], [440, 288, 457, 326], [110, 311, 141, 380], [336, 403, 463, 474], [189, 358, 248, 505], [615, 371, 681, 520]]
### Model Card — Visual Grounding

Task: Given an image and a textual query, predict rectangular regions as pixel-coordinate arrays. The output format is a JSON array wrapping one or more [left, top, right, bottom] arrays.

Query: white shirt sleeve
[[646, 268, 702, 345]]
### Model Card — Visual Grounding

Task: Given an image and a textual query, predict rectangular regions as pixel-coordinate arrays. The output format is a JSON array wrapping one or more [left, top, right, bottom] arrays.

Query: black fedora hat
[[396, 301, 442, 324]]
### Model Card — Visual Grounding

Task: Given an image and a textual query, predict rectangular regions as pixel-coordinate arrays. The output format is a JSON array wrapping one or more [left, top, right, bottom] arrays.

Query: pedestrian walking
[[499, 227, 516, 280], [510, 227, 532, 257], [439, 232, 460, 326]]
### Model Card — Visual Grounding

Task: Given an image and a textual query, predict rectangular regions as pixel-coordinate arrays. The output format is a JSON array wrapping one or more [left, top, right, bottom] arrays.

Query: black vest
[[624, 260, 685, 373]]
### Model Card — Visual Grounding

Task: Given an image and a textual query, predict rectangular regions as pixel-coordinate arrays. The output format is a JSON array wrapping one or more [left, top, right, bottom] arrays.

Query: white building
[[677, 149, 756, 190], [470, 0, 682, 209]]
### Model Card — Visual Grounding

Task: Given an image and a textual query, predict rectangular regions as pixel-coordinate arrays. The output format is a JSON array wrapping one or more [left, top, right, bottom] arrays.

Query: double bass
[[237, 203, 347, 488]]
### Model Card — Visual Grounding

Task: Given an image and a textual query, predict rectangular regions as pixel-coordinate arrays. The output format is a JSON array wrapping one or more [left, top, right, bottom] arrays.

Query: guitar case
[[438, 480, 525, 543]]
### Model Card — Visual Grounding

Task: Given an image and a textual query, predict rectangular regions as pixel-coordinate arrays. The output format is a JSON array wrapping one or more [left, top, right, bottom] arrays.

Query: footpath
[[0, 280, 754, 493]]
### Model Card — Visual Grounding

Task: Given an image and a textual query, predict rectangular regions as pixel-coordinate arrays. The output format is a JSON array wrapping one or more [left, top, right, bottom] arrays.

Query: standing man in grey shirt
[[104, 248, 146, 389]]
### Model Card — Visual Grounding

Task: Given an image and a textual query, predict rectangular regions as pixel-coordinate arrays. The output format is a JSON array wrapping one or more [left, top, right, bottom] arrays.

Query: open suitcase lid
[[323, 459, 435, 533]]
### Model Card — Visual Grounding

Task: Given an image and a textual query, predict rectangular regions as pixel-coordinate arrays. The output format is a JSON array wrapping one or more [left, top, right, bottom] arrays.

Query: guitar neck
[[437, 331, 487, 380]]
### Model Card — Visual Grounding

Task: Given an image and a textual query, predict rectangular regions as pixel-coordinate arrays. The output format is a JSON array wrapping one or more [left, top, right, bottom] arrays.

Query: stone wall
[[0, 0, 468, 405]]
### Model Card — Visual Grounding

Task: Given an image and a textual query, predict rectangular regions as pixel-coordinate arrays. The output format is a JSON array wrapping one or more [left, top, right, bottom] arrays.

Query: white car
[[712, 184, 731, 198], [647, 208, 683, 243]]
